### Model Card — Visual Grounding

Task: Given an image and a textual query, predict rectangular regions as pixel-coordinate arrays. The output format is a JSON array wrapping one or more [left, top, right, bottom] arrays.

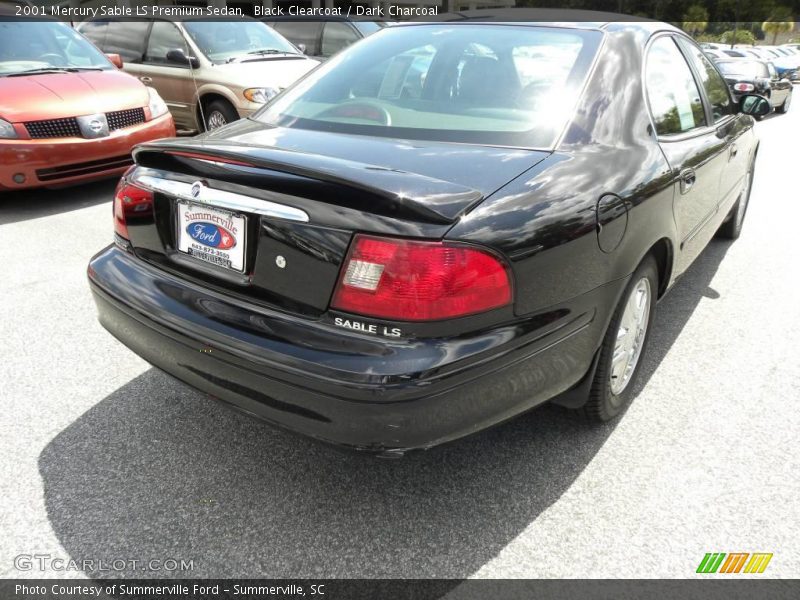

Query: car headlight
[[0, 117, 18, 139], [243, 87, 279, 104], [147, 87, 169, 120]]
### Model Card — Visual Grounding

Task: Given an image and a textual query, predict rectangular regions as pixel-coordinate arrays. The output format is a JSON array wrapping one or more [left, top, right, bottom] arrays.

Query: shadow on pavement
[[38, 239, 731, 579], [0, 179, 116, 226]]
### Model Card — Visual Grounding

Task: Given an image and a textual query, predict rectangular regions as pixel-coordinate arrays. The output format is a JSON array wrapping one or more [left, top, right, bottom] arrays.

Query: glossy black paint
[[88, 18, 759, 453]]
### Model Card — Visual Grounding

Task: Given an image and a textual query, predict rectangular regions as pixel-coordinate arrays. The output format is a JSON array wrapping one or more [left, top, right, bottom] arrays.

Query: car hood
[[210, 57, 319, 90], [0, 69, 149, 123]]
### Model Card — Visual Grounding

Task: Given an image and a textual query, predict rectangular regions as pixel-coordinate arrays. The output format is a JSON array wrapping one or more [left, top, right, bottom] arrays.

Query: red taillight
[[734, 82, 755, 92], [167, 151, 254, 167], [113, 180, 153, 240], [331, 235, 512, 321]]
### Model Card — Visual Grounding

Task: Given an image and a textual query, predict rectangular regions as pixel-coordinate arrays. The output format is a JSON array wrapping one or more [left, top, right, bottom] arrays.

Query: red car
[[0, 17, 175, 190]]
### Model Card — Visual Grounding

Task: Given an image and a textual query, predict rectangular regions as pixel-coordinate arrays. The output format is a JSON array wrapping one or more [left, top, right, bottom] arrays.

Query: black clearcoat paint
[[88, 19, 758, 453]]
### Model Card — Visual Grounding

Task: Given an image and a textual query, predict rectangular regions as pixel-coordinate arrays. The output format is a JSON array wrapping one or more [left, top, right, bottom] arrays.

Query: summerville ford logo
[[184, 209, 238, 250]]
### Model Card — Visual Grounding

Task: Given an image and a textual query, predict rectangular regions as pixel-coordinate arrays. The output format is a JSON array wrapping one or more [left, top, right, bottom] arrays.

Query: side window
[[321, 22, 357, 57], [145, 21, 187, 66], [274, 22, 321, 55], [645, 37, 706, 136], [104, 21, 149, 63], [767, 63, 778, 80], [677, 38, 733, 123]]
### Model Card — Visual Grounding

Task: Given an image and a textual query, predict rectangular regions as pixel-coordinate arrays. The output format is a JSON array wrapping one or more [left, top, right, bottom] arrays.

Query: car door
[[644, 35, 729, 276], [766, 62, 790, 107], [140, 20, 197, 130], [677, 38, 750, 219]]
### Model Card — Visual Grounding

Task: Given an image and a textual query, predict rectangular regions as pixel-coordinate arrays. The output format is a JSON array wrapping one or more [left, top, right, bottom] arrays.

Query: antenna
[[181, 21, 205, 136]]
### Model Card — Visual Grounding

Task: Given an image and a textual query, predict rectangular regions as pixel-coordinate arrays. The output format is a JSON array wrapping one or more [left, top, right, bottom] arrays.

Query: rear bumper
[[88, 245, 621, 452], [0, 115, 175, 190]]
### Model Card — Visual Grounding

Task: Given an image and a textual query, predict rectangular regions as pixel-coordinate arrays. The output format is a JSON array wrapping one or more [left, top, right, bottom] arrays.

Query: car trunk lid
[[123, 123, 549, 317]]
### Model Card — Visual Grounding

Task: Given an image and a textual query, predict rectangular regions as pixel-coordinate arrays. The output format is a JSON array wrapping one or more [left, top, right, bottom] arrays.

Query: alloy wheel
[[610, 277, 652, 396], [206, 110, 227, 130]]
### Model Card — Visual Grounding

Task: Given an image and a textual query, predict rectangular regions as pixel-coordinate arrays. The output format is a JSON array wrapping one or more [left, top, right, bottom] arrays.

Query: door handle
[[139, 76, 152, 84], [679, 168, 696, 195], [730, 143, 739, 159]]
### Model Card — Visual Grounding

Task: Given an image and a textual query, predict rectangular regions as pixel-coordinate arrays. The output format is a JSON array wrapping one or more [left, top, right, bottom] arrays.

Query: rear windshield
[[716, 61, 768, 78], [253, 24, 602, 148], [0, 20, 112, 75]]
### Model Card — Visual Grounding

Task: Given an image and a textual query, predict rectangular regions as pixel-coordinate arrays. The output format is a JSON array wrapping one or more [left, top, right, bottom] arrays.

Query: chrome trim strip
[[132, 174, 310, 223]]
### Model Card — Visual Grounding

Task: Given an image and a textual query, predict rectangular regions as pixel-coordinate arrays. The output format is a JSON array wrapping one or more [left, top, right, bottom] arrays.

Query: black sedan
[[88, 17, 768, 454], [715, 59, 793, 115]]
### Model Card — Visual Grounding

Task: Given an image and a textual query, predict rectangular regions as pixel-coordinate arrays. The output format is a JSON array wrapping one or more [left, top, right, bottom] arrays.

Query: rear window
[[716, 60, 769, 78], [254, 24, 602, 148]]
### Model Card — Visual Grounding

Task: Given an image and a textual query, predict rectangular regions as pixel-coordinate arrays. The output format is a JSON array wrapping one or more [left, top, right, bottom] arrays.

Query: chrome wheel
[[610, 277, 652, 396], [206, 110, 227, 130]]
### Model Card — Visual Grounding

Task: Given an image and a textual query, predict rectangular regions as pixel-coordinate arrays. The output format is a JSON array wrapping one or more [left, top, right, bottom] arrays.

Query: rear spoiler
[[133, 140, 484, 225]]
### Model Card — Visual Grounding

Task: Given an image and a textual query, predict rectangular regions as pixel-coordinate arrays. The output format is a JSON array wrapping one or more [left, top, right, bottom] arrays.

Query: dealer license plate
[[177, 201, 246, 273]]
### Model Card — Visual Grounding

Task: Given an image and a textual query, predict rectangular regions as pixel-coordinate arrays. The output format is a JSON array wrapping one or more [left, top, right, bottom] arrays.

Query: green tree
[[762, 12, 796, 45], [682, 4, 710, 37], [721, 29, 757, 44]]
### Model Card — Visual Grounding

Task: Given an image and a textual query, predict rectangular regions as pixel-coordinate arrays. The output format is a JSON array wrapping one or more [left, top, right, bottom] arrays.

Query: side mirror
[[165, 48, 199, 69], [295, 43, 307, 54], [739, 94, 771, 117], [106, 53, 123, 69]]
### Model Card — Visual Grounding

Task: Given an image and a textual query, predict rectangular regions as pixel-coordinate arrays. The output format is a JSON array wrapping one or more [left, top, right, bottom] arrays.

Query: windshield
[[254, 24, 601, 147], [183, 20, 300, 63], [716, 61, 768, 78], [0, 20, 112, 76]]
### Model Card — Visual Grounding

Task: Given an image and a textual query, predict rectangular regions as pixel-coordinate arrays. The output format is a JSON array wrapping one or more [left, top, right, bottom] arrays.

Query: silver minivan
[[79, 18, 319, 132]]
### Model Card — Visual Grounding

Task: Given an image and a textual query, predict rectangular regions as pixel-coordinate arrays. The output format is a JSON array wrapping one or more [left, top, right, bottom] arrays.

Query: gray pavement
[[1, 105, 799, 580]]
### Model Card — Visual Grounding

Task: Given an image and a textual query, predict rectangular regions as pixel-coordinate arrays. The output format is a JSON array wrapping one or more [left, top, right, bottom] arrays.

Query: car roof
[[406, 7, 675, 34], [716, 58, 768, 65]]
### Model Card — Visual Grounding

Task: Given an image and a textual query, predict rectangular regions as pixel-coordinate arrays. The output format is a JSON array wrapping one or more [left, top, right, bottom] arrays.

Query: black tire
[[578, 255, 659, 422], [203, 99, 238, 131], [777, 91, 792, 114], [717, 157, 755, 240]]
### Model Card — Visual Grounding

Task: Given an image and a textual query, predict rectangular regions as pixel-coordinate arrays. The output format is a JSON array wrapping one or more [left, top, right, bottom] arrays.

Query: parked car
[[720, 48, 750, 58], [78, 17, 319, 132], [263, 17, 387, 60], [715, 59, 793, 114], [0, 16, 175, 191], [88, 17, 768, 454]]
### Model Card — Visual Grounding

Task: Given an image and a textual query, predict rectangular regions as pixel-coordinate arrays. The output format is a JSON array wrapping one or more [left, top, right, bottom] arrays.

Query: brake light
[[734, 82, 756, 92], [167, 151, 254, 167], [113, 179, 153, 240], [331, 235, 512, 321]]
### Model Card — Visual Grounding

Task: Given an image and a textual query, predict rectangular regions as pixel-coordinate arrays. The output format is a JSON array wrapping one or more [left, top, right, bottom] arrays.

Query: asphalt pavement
[[1, 105, 799, 580]]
